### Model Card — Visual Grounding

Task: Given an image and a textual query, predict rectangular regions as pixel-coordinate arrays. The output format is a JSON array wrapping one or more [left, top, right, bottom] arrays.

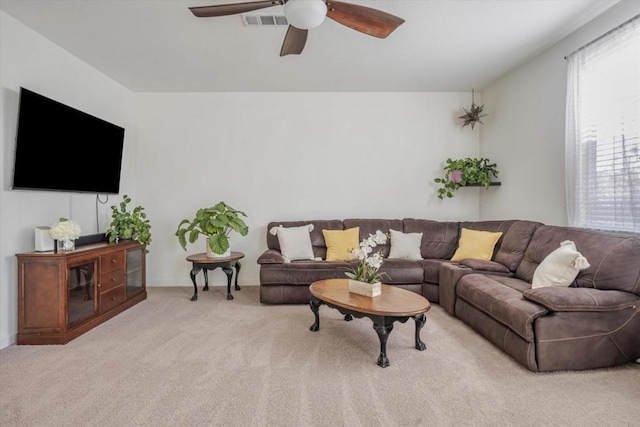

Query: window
[[565, 16, 640, 232]]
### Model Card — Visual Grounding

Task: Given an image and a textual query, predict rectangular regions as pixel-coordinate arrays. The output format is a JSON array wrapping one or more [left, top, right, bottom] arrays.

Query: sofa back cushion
[[516, 225, 640, 296], [459, 220, 516, 260], [343, 218, 403, 258], [494, 220, 543, 271], [267, 220, 343, 259], [402, 219, 459, 259]]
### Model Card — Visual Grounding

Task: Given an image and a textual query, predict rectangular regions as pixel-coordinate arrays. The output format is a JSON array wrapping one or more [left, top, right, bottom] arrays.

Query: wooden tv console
[[16, 240, 146, 345]]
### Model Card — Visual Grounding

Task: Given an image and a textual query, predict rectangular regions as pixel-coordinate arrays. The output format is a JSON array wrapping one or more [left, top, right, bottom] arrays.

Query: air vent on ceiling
[[242, 14, 288, 26]]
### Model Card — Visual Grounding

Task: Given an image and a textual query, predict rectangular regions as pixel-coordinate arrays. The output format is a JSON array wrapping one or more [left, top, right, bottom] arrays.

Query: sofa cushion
[[323, 227, 359, 261], [267, 220, 343, 259], [494, 220, 542, 271], [457, 274, 547, 342], [269, 224, 315, 262], [421, 259, 449, 284], [523, 287, 640, 312], [343, 219, 403, 257], [532, 240, 590, 289], [451, 228, 503, 261], [459, 220, 515, 258], [388, 229, 423, 260], [378, 258, 424, 284], [459, 259, 511, 274], [402, 219, 459, 259], [516, 226, 640, 296], [260, 261, 352, 285]]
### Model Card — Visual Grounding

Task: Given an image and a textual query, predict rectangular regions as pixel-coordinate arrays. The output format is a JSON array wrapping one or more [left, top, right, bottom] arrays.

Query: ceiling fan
[[189, 0, 405, 56]]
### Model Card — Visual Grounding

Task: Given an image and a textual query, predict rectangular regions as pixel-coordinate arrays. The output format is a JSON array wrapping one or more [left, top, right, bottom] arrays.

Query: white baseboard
[[145, 280, 260, 287]]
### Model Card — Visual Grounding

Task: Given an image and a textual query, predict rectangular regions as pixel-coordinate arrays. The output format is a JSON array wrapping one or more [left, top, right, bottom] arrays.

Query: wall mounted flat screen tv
[[11, 87, 125, 194]]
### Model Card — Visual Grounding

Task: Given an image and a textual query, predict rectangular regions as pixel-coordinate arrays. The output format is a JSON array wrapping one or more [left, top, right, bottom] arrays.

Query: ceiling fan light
[[284, 0, 327, 30]]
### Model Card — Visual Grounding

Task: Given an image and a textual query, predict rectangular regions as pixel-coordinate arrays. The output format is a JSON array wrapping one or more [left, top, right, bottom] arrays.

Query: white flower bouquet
[[345, 230, 389, 284], [49, 218, 81, 241]]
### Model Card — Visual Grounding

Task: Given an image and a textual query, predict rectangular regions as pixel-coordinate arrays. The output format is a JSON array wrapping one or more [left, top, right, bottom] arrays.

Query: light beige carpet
[[1, 286, 639, 427]]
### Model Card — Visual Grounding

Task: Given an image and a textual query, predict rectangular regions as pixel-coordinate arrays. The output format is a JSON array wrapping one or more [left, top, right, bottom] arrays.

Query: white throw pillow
[[388, 229, 423, 260], [269, 224, 315, 262], [531, 240, 590, 289]]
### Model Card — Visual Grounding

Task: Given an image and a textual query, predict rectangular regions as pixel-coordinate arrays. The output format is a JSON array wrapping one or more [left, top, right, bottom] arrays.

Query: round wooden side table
[[186, 251, 244, 301]]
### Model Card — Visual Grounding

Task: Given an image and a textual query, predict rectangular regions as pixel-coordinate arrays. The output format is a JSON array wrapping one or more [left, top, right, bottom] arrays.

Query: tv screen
[[11, 87, 125, 194]]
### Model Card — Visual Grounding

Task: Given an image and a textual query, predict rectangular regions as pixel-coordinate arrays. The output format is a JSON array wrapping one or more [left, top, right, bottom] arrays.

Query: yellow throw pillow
[[451, 228, 502, 262], [323, 227, 360, 261]]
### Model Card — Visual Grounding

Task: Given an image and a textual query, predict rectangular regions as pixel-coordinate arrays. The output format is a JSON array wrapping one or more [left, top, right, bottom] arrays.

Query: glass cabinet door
[[68, 261, 97, 326], [126, 247, 144, 297]]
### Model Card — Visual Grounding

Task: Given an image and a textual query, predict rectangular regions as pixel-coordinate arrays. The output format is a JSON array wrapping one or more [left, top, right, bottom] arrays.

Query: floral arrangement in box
[[345, 230, 389, 284], [49, 218, 81, 252]]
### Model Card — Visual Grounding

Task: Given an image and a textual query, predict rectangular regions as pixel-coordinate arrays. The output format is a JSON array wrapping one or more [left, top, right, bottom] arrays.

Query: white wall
[[135, 92, 481, 288], [0, 11, 137, 348], [479, 0, 640, 224]]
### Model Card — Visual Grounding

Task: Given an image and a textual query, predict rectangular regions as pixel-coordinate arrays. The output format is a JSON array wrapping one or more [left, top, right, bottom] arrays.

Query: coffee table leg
[[222, 267, 234, 300], [203, 269, 209, 292], [189, 266, 200, 301], [234, 261, 242, 291], [310, 298, 321, 332], [373, 321, 394, 368], [414, 314, 427, 351]]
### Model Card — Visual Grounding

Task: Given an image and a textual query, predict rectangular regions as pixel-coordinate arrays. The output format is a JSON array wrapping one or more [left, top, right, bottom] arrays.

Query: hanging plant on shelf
[[459, 89, 488, 129]]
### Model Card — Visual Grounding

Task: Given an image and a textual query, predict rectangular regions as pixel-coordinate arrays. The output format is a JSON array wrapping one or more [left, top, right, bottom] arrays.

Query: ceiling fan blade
[[189, 1, 284, 18], [280, 25, 308, 56], [325, 0, 404, 38]]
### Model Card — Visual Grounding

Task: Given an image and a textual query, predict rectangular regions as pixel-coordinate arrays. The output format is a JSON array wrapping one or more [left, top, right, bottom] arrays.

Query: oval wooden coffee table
[[309, 278, 431, 368]]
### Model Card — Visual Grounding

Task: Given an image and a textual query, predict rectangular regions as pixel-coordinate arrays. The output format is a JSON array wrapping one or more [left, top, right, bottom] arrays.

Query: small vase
[[348, 279, 381, 297], [57, 239, 75, 253], [451, 169, 463, 183]]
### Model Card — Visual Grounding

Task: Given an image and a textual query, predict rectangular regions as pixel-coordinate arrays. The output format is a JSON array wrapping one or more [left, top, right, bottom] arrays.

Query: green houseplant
[[434, 157, 499, 199], [105, 195, 152, 251], [175, 201, 249, 257]]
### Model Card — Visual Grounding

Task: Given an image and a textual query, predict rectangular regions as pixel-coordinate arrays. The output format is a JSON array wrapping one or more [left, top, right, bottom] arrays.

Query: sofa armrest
[[459, 259, 511, 274], [257, 249, 285, 264], [523, 287, 640, 312]]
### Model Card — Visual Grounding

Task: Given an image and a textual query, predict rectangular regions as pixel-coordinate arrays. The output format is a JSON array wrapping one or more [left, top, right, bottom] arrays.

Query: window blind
[[565, 15, 640, 232]]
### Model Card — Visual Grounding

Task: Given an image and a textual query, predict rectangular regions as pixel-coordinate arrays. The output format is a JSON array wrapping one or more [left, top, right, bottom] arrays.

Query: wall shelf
[[463, 182, 501, 187]]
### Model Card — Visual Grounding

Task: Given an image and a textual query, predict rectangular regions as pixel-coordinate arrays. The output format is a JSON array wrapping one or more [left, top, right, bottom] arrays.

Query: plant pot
[[451, 169, 463, 184], [206, 239, 231, 258], [348, 279, 381, 297]]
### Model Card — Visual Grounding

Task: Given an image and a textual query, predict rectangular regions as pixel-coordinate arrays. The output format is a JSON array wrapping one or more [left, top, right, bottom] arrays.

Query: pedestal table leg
[[234, 261, 242, 291], [373, 319, 394, 368], [222, 267, 234, 300], [309, 298, 322, 331], [189, 266, 200, 301], [413, 313, 427, 351], [202, 269, 209, 291]]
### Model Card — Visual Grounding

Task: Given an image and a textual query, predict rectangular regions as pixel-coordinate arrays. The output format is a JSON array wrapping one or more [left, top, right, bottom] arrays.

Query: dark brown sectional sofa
[[257, 218, 640, 372]]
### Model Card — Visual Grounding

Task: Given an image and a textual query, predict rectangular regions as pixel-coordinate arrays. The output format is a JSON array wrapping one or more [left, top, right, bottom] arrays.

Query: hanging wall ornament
[[459, 89, 488, 129]]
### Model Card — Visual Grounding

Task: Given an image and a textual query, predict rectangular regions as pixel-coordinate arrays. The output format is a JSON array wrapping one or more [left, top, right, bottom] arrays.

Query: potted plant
[[175, 201, 249, 258], [105, 195, 152, 251], [434, 157, 499, 199]]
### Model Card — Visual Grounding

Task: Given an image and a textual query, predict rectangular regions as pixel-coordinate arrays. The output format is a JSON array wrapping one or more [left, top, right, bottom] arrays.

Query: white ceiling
[[0, 0, 619, 92]]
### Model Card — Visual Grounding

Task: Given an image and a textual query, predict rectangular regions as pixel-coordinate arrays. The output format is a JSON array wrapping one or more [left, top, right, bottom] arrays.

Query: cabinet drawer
[[100, 285, 126, 313], [100, 268, 124, 293], [101, 251, 124, 273]]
